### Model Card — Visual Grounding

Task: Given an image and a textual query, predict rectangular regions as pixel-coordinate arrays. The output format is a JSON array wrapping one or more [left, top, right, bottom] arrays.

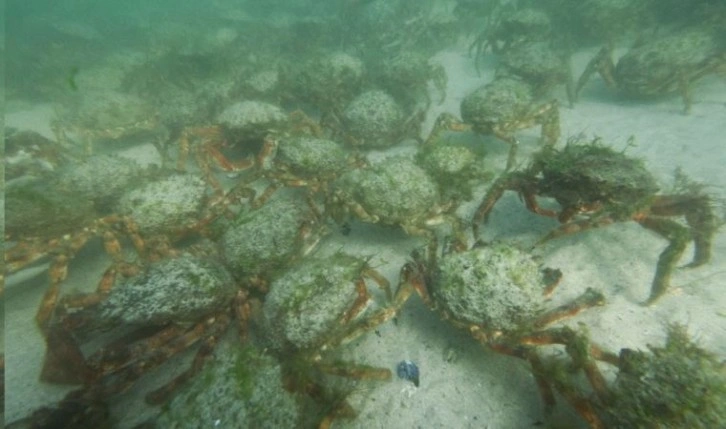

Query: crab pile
[[5, 1, 725, 428]]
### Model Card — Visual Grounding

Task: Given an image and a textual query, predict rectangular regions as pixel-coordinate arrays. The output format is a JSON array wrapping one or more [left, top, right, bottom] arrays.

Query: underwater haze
[[4, 1, 726, 428]]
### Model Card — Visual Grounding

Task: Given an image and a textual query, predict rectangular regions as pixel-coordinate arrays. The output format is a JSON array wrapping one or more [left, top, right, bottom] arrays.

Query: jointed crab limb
[[177, 125, 255, 194], [488, 329, 611, 429], [324, 269, 417, 350], [145, 313, 231, 405], [576, 46, 616, 97], [41, 324, 94, 384], [315, 362, 392, 381], [473, 172, 557, 236], [636, 216, 690, 305], [35, 219, 137, 333], [550, 377, 605, 429], [178, 126, 254, 172], [651, 194, 718, 267], [518, 328, 614, 400], [532, 288, 605, 328], [92, 313, 231, 399], [483, 340, 594, 424], [423, 113, 470, 146]]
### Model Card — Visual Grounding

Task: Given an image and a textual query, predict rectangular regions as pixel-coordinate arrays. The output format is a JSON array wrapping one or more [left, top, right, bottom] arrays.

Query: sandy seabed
[[5, 45, 726, 428]]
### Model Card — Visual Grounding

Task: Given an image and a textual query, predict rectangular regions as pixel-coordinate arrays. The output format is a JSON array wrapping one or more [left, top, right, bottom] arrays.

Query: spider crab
[[327, 156, 465, 250], [256, 252, 394, 427], [176, 100, 321, 194], [235, 134, 366, 209], [5, 169, 147, 333], [576, 27, 726, 114], [470, 7, 553, 64], [474, 137, 719, 304], [343, 240, 613, 428], [38, 247, 251, 407], [51, 90, 166, 155], [426, 76, 560, 170]]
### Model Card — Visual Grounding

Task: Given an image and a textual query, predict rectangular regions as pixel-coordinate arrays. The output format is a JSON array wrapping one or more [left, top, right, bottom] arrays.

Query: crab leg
[[316, 362, 391, 381], [535, 215, 615, 246], [94, 313, 231, 398], [532, 288, 605, 328], [635, 216, 690, 305], [650, 194, 716, 267], [146, 314, 231, 405], [473, 172, 557, 236]]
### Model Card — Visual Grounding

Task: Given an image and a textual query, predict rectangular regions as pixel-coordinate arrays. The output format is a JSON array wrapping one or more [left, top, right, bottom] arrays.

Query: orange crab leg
[[145, 314, 231, 405], [342, 278, 370, 323], [363, 267, 392, 301], [316, 362, 391, 380], [532, 288, 605, 328]]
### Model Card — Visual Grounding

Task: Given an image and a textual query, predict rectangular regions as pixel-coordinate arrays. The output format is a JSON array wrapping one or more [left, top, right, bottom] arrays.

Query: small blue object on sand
[[397, 360, 420, 387]]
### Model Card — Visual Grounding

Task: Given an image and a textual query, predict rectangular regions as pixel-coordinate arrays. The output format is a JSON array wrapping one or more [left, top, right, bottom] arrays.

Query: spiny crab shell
[[461, 77, 536, 127], [330, 156, 443, 230], [259, 252, 377, 352], [431, 242, 554, 332], [533, 140, 660, 219]]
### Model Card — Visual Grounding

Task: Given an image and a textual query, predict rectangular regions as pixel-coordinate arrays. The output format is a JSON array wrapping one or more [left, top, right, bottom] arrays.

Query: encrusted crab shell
[[534, 141, 660, 219], [461, 78, 534, 127], [216, 100, 288, 139], [341, 90, 407, 148], [115, 173, 208, 236], [273, 136, 350, 178], [614, 29, 723, 97], [259, 252, 373, 352], [431, 242, 551, 332], [331, 157, 441, 227], [221, 193, 322, 280], [97, 254, 237, 326]]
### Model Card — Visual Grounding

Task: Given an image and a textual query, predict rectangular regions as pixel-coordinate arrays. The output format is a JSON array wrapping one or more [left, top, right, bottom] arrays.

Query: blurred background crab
[[370, 50, 448, 111], [470, 6, 553, 62], [51, 89, 167, 156], [497, 40, 575, 107], [475, 137, 719, 304], [576, 26, 726, 114]]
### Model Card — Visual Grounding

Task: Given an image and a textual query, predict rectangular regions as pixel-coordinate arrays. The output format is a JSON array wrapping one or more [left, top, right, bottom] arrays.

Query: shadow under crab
[[475, 137, 719, 305]]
